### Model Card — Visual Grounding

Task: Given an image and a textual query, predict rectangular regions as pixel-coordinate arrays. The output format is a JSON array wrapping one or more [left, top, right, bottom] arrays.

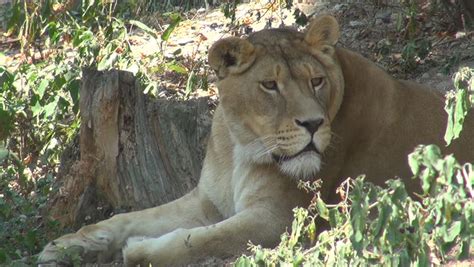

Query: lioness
[[39, 15, 473, 266]]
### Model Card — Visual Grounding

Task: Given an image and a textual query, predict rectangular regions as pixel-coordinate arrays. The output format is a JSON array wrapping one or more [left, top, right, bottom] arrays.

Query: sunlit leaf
[[98, 52, 119, 71], [0, 148, 9, 162], [443, 220, 462, 242], [185, 70, 196, 97], [373, 201, 390, 238], [424, 145, 441, 166], [36, 79, 49, 99], [408, 151, 421, 176], [166, 62, 187, 74], [316, 198, 329, 220], [31, 99, 43, 117], [444, 67, 473, 145], [43, 98, 58, 118], [161, 13, 182, 41], [129, 20, 157, 38]]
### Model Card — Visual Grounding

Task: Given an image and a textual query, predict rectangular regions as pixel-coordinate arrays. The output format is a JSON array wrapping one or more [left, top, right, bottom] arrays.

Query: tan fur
[[38, 15, 473, 266]]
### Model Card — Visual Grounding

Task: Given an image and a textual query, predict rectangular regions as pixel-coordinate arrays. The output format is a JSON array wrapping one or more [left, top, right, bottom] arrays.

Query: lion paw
[[38, 225, 114, 264], [123, 229, 187, 267], [122, 237, 152, 267]]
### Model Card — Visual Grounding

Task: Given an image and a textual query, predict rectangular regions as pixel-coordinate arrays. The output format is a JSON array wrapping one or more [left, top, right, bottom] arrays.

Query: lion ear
[[208, 37, 256, 79], [304, 15, 340, 48]]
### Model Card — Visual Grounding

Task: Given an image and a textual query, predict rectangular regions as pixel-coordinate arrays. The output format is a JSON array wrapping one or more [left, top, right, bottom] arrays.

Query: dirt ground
[[132, 0, 473, 99]]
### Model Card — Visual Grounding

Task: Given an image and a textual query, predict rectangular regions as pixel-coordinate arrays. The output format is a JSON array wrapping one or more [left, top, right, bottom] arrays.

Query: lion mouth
[[272, 143, 320, 162]]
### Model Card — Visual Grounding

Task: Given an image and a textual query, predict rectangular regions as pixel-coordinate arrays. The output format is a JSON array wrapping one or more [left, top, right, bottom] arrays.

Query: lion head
[[208, 16, 345, 180]]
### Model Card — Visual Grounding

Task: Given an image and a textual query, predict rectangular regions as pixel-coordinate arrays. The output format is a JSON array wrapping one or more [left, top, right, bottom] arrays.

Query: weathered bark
[[47, 70, 212, 228]]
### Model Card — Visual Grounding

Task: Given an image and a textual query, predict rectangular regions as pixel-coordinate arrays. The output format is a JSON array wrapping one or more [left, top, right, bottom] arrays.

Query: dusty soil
[[132, 0, 473, 98]]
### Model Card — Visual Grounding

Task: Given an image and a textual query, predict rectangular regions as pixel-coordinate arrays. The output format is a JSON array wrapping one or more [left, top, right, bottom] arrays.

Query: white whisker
[[234, 135, 278, 164]]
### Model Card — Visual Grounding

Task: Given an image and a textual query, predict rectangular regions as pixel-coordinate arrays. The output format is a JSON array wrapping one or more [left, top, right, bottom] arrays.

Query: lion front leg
[[38, 188, 222, 265], [123, 205, 291, 266]]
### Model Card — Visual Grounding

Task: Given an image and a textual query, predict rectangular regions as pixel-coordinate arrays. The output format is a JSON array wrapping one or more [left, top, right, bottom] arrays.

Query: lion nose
[[295, 118, 324, 135]]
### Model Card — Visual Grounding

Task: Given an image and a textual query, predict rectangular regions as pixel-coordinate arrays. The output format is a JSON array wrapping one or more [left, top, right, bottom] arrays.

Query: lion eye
[[261, 81, 278, 91], [311, 77, 324, 90]]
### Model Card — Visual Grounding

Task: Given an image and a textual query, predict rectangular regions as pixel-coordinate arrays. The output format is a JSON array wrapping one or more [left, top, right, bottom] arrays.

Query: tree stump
[[46, 69, 212, 228]]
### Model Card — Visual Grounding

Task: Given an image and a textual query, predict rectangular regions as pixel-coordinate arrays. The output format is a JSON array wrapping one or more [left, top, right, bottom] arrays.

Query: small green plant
[[236, 68, 474, 266], [396, 0, 435, 73], [237, 149, 473, 266], [400, 38, 431, 72], [444, 67, 474, 145], [0, 57, 78, 266], [0, 159, 62, 265], [222, 0, 240, 25], [402, 0, 419, 40], [441, 54, 461, 75]]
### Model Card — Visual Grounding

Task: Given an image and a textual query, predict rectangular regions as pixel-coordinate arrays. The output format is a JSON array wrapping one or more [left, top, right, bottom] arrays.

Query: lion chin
[[277, 152, 322, 181]]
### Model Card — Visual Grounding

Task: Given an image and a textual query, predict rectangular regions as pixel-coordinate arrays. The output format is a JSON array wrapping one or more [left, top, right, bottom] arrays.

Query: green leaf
[[0, 148, 9, 162], [444, 67, 473, 145], [0, 53, 6, 65], [440, 155, 458, 184], [0, 248, 7, 263], [98, 52, 119, 71], [0, 109, 13, 141], [443, 220, 462, 242], [459, 240, 470, 260], [423, 145, 441, 166], [354, 229, 363, 242], [316, 198, 329, 220], [36, 79, 49, 99], [373, 202, 391, 238], [73, 29, 94, 47], [185, 70, 196, 97], [235, 256, 254, 267], [399, 249, 410, 267], [68, 79, 80, 114], [129, 20, 157, 38], [0, 66, 14, 92], [161, 13, 182, 41], [43, 98, 58, 118], [25, 230, 37, 251], [308, 220, 317, 242], [31, 100, 43, 117], [452, 89, 468, 136], [58, 96, 70, 112], [408, 151, 421, 176], [166, 62, 187, 74], [329, 208, 341, 228], [420, 169, 433, 194]]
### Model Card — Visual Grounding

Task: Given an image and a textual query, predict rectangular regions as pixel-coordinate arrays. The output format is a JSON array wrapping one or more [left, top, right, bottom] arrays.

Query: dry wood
[[46, 70, 211, 228]]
